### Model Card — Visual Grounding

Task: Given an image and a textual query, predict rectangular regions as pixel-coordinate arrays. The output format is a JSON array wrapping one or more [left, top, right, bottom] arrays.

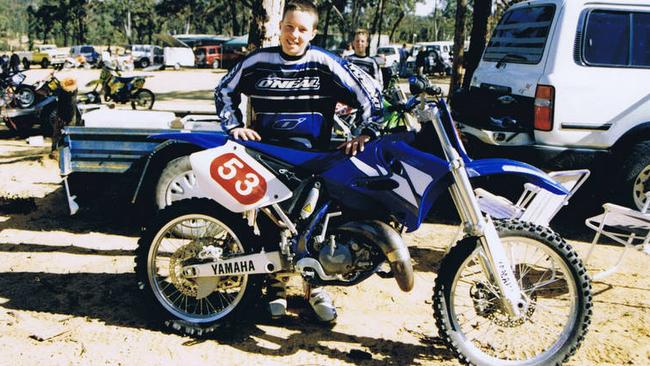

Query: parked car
[[376, 45, 401, 69], [70, 45, 100, 65], [404, 41, 453, 76], [16, 44, 67, 69], [194, 44, 244, 69], [127, 44, 164, 68], [452, 0, 650, 210]]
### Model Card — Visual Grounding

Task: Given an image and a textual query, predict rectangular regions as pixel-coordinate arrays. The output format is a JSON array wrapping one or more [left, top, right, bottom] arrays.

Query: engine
[[312, 233, 382, 280]]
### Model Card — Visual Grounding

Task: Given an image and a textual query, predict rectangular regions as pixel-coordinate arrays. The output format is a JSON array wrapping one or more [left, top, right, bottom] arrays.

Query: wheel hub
[[470, 281, 537, 328]]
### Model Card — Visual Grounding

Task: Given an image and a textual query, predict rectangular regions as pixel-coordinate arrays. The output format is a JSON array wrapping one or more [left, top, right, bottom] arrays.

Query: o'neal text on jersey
[[256, 77, 321, 91]]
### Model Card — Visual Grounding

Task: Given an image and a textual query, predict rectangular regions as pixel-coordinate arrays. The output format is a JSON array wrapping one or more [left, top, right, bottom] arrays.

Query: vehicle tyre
[[433, 219, 592, 366], [617, 141, 650, 211], [131, 89, 155, 110], [212, 60, 220, 69], [155, 156, 202, 210], [174, 63, 181, 71], [41, 58, 50, 69], [134, 198, 264, 336], [5, 115, 33, 138], [22, 58, 30, 70], [139, 58, 150, 69], [15, 85, 36, 109]]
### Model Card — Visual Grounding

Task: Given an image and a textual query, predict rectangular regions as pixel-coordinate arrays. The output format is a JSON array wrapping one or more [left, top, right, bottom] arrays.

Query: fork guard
[[336, 220, 414, 292]]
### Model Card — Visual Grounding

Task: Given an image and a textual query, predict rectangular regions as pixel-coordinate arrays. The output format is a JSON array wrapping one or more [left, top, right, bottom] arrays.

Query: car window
[[378, 48, 396, 55], [483, 4, 555, 64], [208, 48, 217, 55], [632, 13, 650, 67], [583, 10, 650, 68], [81, 46, 93, 53]]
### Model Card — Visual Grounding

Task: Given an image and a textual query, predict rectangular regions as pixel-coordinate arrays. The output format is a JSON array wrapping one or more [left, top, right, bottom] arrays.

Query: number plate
[[189, 140, 292, 212], [209, 153, 267, 205]]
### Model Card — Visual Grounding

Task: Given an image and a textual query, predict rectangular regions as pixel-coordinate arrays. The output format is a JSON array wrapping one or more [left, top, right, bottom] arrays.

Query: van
[[453, 0, 650, 210], [70, 45, 100, 64]]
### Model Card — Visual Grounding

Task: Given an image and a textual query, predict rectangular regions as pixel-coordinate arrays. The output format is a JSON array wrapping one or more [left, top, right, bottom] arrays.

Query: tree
[[462, 0, 491, 88], [247, 0, 283, 51], [449, 0, 467, 97]]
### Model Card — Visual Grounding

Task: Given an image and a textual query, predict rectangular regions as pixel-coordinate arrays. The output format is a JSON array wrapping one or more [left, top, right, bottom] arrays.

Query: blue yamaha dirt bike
[[135, 77, 591, 366]]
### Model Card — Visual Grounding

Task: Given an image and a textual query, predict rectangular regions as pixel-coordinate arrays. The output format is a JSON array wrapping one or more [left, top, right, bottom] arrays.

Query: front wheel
[[131, 88, 155, 110], [15, 85, 36, 108], [134, 198, 264, 336], [433, 219, 592, 366]]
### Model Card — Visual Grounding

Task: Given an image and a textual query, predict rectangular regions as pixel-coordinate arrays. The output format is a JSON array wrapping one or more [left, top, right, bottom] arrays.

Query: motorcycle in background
[[3, 66, 80, 138], [85, 66, 155, 110], [0, 71, 36, 109], [135, 76, 592, 366]]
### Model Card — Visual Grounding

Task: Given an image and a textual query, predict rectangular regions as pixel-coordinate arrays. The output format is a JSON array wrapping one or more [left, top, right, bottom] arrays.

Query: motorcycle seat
[[115, 76, 136, 84]]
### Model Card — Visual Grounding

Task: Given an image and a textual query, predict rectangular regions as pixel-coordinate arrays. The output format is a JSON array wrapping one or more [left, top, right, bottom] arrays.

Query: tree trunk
[[247, 0, 284, 51], [230, 1, 241, 35], [389, 10, 405, 42], [376, 0, 385, 49], [322, 5, 331, 48], [449, 0, 468, 98], [462, 0, 491, 88]]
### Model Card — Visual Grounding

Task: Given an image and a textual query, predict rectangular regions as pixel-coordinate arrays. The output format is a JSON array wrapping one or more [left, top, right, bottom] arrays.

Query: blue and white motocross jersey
[[215, 45, 384, 149], [344, 54, 383, 88]]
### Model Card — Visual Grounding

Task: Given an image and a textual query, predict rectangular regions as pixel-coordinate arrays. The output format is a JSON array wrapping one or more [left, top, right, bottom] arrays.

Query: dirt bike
[[0, 71, 35, 109], [135, 76, 592, 366], [85, 66, 154, 110], [3, 66, 80, 137]]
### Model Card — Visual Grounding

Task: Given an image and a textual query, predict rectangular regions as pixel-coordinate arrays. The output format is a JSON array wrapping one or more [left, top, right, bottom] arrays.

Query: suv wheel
[[139, 58, 150, 68], [618, 141, 650, 211]]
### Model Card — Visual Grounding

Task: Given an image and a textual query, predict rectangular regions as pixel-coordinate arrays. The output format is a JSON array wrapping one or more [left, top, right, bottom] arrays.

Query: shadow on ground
[[0, 270, 454, 365]]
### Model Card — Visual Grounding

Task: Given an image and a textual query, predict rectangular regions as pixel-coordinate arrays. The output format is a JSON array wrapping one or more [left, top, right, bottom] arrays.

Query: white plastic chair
[[474, 169, 591, 226], [584, 192, 650, 280]]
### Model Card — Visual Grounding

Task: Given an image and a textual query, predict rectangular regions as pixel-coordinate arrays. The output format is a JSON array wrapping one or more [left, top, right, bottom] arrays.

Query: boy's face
[[280, 10, 317, 56], [353, 34, 368, 56]]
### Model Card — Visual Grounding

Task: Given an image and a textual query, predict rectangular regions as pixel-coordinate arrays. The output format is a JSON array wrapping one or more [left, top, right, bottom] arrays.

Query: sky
[[415, 0, 436, 16]]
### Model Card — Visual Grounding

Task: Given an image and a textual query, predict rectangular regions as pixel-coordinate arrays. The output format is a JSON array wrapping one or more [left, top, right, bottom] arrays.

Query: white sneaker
[[267, 275, 287, 319], [308, 287, 337, 323]]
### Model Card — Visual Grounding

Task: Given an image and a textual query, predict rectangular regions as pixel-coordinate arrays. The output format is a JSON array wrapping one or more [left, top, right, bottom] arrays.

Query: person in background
[[214, 0, 384, 323], [399, 43, 409, 76], [345, 29, 383, 88]]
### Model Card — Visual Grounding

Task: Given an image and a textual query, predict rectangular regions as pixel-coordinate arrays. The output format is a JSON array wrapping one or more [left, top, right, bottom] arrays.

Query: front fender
[[466, 158, 567, 195]]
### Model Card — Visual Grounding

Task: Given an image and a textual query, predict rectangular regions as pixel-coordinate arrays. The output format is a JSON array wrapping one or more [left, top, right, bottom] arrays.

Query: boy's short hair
[[354, 29, 369, 38], [283, 0, 319, 28]]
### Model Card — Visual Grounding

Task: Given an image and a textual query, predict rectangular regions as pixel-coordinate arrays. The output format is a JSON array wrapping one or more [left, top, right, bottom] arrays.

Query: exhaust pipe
[[336, 220, 414, 292]]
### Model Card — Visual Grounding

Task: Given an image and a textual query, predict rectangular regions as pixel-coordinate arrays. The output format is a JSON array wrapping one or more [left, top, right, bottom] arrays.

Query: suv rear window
[[483, 5, 555, 64], [583, 10, 650, 68], [377, 48, 396, 55]]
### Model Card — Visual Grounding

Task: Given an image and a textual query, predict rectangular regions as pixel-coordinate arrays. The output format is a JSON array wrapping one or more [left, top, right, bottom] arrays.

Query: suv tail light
[[534, 85, 554, 131]]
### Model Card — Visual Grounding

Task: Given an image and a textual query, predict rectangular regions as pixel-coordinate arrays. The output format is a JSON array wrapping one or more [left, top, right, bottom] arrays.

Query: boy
[[215, 0, 384, 322], [345, 29, 384, 88]]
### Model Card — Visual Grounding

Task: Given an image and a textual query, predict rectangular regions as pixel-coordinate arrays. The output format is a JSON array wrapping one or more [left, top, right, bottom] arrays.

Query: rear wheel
[[131, 88, 155, 110], [433, 219, 592, 366], [22, 58, 30, 70], [139, 58, 150, 69], [41, 58, 50, 69], [617, 141, 650, 211], [135, 198, 264, 336]]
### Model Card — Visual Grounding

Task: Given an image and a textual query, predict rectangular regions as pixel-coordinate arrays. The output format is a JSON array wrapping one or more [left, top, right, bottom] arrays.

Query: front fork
[[447, 148, 525, 317]]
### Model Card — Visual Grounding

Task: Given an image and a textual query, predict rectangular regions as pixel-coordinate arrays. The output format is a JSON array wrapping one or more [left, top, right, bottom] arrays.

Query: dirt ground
[[0, 68, 648, 365]]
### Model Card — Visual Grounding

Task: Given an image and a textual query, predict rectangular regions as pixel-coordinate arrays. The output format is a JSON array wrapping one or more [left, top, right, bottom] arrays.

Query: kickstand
[[62, 176, 79, 215]]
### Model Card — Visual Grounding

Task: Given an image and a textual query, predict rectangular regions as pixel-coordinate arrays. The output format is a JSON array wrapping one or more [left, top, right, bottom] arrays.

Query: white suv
[[453, 0, 650, 210]]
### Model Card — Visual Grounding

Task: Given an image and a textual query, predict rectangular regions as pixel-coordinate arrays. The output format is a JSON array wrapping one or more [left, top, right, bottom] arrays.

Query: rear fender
[[131, 132, 227, 205], [466, 158, 567, 195]]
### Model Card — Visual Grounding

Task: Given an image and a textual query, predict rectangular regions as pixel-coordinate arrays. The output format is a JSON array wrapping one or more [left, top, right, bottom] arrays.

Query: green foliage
[[5, 0, 513, 49]]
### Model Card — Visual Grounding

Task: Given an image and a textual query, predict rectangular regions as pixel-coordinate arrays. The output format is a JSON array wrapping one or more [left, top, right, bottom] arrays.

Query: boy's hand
[[229, 127, 261, 141], [338, 135, 370, 156]]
